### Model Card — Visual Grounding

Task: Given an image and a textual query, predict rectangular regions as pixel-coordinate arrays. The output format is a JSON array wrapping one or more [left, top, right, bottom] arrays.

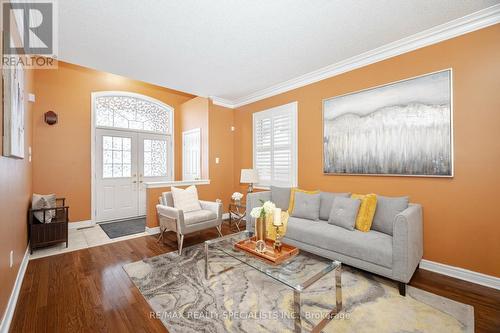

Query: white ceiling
[[58, 0, 500, 105]]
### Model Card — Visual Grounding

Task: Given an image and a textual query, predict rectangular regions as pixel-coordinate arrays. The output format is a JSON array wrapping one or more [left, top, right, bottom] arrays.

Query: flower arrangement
[[250, 200, 276, 220], [231, 192, 244, 201]]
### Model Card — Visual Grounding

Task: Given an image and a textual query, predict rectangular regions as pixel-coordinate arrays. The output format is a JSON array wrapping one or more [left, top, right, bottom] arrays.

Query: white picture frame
[[2, 62, 25, 159]]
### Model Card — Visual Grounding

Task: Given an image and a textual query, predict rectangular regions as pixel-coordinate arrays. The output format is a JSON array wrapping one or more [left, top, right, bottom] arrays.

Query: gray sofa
[[246, 187, 423, 296]]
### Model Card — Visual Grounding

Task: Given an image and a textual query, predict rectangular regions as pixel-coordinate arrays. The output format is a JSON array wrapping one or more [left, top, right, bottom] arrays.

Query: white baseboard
[[68, 220, 94, 229], [145, 226, 160, 235], [0, 246, 30, 333], [419, 259, 500, 290]]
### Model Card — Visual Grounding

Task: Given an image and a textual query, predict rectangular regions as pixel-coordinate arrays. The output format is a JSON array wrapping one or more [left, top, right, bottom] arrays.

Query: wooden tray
[[234, 236, 299, 265]]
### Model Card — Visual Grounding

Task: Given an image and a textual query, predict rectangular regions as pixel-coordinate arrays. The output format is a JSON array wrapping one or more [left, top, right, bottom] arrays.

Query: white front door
[[95, 129, 171, 222], [95, 129, 139, 222]]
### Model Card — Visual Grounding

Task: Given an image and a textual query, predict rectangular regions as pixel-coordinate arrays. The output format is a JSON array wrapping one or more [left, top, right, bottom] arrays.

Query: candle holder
[[274, 225, 282, 252]]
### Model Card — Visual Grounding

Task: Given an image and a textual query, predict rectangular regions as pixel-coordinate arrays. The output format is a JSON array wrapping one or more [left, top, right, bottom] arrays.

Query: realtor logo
[[2, 0, 57, 68]]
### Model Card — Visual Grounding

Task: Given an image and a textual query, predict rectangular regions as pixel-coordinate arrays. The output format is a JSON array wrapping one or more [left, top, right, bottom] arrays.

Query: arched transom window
[[95, 95, 172, 134]]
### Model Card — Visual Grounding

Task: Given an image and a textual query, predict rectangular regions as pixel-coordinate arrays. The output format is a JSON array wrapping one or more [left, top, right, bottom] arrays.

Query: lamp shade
[[240, 169, 259, 184]]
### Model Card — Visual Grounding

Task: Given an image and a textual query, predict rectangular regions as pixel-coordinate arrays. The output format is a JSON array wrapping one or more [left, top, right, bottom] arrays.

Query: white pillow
[[171, 185, 202, 213], [32, 193, 56, 223]]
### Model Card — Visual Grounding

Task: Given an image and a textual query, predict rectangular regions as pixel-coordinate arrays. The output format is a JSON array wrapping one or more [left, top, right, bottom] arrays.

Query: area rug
[[123, 245, 473, 333], [99, 217, 145, 238]]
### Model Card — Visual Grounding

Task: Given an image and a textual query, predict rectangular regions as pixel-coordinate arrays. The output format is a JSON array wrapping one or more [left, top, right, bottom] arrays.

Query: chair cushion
[[328, 197, 360, 231], [372, 195, 409, 235], [271, 186, 291, 211], [171, 185, 202, 213], [285, 217, 393, 268], [290, 191, 320, 221], [319, 192, 351, 220], [184, 209, 217, 225]]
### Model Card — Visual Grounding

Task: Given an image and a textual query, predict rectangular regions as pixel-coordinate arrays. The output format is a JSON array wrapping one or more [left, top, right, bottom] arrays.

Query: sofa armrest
[[199, 200, 223, 220], [392, 203, 423, 283], [245, 191, 272, 230]]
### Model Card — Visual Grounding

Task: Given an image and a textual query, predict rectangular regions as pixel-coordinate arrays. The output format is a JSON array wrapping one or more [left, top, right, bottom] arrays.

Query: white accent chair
[[156, 192, 223, 254]]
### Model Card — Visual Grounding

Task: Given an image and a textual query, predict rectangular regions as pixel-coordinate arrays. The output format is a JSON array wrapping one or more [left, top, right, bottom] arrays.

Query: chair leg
[[156, 227, 165, 243], [177, 233, 184, 255], [216, 225, 223, 237]]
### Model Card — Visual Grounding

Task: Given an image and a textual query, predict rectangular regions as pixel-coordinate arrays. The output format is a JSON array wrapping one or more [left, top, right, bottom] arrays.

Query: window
[[253, 102, 297, 188], [143, 139, 168, 177], [102, 136, 132, 178], [95, 95, 172, 134], [94, 92, 174, 181]]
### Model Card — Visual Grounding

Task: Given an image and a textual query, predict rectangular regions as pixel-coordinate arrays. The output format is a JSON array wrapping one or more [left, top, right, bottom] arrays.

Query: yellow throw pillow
[[351, 193, 377, 232], [288, 188, 320, 215]]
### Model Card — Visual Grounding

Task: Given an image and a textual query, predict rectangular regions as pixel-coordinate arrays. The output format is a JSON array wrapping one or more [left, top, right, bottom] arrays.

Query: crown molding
[[210, 96, 236, 109], [212, 4, 500, 109]]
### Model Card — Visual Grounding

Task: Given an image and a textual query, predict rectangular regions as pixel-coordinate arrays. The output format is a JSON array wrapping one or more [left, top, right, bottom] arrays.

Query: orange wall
[[234, 25, 500, 277], [0, 69, 34, 319], [177, 97, 210, 179], [32, 62, 195, 222]]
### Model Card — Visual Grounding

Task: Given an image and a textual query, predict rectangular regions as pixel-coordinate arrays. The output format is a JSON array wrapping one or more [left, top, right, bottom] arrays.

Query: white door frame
[[91, 91, 174, 223]]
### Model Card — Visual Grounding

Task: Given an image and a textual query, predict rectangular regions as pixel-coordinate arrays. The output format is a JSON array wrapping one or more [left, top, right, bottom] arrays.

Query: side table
[[228, 202, 246, 231]]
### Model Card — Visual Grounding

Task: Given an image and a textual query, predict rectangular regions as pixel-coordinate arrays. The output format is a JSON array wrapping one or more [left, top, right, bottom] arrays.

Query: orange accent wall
[[177, 96, 210, 179], [32, 61, 195, 222], [0, 69, 34, 319], [233, 25, 500, 277]]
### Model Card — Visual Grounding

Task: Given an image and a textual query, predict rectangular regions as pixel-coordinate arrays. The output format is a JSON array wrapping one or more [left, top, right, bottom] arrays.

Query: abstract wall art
[[323, 69, 453, 177]]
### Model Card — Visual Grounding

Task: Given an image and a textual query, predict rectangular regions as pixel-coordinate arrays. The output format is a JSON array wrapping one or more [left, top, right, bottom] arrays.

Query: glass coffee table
[[204, 230, 342, 333]]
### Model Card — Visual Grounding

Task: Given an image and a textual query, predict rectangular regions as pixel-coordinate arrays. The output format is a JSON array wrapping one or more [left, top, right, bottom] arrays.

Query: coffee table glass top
[[205, 230, 340, 291]]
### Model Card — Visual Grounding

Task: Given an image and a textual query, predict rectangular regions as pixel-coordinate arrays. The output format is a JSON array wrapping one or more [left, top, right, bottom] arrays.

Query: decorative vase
[[255, 217, 266, 252]]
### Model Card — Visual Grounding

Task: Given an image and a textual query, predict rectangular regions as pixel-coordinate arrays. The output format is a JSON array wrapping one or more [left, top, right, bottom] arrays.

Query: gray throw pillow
[[32, 193, 56, 223], [291, 191, 320, 221], [372, 195, 409, 235], [271, 186, 291, 210], [328, 197, 361, 230], [319, 192, 351, 220]]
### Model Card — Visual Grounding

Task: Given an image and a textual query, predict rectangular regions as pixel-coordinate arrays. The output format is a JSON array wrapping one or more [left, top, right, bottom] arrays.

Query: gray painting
[[323, 70, 452, 176]]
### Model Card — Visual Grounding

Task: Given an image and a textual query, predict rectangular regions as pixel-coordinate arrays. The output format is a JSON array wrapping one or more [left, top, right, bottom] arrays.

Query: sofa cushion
[[319, 192, 351, 220], [328, 197, 360, 231], [271, 186, 291, 211], [285, 217, 393, 268], [290, 191, 320, 221], [184, 209, 217, 225], [372, 195, 409, 235]]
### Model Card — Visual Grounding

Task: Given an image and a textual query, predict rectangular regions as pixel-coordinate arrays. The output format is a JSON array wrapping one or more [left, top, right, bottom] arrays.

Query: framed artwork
[[2, 61, 25, 159], [323, 69, 453, 177]]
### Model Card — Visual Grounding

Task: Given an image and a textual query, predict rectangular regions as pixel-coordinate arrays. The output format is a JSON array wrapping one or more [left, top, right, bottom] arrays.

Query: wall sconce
[[44, 111, 58, 125]]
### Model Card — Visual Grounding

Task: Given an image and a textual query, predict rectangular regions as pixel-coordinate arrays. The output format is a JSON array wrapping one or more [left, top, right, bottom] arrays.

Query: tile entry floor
[[29, 224, 150, 259]]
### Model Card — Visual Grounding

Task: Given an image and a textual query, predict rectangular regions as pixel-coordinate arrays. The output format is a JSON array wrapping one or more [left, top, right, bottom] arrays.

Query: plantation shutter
[[253, 102, 297, 188]]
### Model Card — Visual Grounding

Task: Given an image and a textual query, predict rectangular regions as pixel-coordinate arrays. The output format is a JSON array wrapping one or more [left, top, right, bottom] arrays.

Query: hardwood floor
[[10, 222, 500, 332]]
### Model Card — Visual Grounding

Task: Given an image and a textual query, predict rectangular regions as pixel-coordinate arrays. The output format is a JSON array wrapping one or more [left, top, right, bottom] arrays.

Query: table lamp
[[240, 169, 259, 193]]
